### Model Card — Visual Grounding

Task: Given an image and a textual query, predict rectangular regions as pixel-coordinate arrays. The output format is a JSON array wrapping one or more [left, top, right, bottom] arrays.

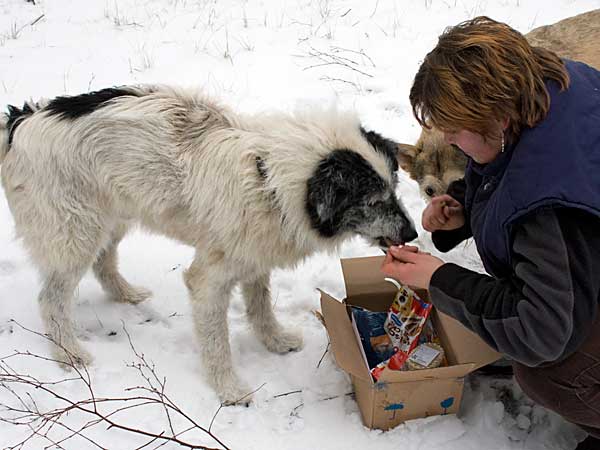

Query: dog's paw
[[52, 343, 93, 369], [218, 383, 254, 406], [264, 329, 304, 354], [115, 286, 152, 304]]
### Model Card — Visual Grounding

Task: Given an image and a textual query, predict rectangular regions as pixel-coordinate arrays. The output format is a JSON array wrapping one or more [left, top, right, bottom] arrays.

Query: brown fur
[[526, 9, 600, 69], [398, 9, 600, 200]]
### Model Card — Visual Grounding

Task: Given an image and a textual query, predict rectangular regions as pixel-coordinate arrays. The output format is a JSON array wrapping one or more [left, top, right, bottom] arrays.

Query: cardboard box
[[320, 255, 501, 430]]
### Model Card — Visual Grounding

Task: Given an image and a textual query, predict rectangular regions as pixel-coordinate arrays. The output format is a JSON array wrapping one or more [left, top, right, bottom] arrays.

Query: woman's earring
[[501, 132, 505, 153]]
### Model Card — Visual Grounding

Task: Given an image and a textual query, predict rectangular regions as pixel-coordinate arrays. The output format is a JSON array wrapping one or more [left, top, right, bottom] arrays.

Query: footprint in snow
[[0, 260, 17, 277]]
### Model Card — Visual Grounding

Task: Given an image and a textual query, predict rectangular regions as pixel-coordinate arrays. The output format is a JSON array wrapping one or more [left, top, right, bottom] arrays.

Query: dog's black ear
[[306, 149, 386, 238], [360, 127, 399, 173], [306, 166, 349, 238]]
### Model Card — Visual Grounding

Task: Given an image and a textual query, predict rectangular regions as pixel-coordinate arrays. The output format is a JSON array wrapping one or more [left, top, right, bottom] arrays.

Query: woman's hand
[[380, 245, 444, 290], [422, 194, 465, 232]]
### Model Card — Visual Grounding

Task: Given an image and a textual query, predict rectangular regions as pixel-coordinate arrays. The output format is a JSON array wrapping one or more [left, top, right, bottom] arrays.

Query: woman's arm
[[431, 222, 473, 252], [429, 207, 600, 366]]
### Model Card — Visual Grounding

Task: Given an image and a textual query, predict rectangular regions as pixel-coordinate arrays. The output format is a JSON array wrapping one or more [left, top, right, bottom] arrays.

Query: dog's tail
[[0, 111, 8, 165], [1, 100, 44, 165]]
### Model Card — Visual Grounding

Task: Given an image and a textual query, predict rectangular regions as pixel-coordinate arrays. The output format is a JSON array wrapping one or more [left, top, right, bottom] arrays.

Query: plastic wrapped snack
[[415, 315, 448, 367], [371, 279, 433, 379], [406, 342, 445, 370], [351, 307, 396, 369], [417, 317, 438, 345]]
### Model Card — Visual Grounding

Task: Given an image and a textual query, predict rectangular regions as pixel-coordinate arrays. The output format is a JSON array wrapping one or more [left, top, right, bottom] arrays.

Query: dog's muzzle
[[378, 237, 403, 253]]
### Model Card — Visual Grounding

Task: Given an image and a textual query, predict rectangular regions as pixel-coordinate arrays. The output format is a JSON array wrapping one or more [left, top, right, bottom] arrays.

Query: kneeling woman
[[382, 16, 600, 450]]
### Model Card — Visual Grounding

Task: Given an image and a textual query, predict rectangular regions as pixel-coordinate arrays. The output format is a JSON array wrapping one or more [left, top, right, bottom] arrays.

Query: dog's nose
[[402, 226, 418, 243]]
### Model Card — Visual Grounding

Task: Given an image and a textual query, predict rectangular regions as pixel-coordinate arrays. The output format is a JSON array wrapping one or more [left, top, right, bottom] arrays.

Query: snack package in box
[[406, 319, 448, 370], [371, 279, 432, 380], [351, 307, 395, 369]]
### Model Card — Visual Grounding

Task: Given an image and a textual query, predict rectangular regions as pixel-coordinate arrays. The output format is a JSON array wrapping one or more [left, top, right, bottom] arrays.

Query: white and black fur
[[0, 86, 417, 404]]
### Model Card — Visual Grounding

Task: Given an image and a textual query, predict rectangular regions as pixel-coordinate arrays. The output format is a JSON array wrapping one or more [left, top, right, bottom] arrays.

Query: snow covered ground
[[0, 0, 598, 448]]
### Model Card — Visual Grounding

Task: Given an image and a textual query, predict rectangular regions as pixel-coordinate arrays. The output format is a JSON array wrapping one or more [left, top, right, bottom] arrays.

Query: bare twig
[[320, 392, 354, 402], [0, 321, 231, 449], [319, 76, 362, 92], [330, 45, 375, 67], [299, 45, 374, 78], [272, 390, 302, 399], [30, 14, 44, 27], [316, 341, 330, 369], [370, 0, 380, 18], [209, 382, 266, 434]]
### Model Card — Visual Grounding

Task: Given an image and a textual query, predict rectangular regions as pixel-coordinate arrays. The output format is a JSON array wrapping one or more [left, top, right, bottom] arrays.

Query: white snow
[[0, 0, 597, 448]]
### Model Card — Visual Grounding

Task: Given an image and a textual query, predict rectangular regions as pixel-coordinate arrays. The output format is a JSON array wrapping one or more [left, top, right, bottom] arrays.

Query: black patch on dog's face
[[45, 87, 139, 120], [307, 149, 384, 237], [6, 102, 35, 146], [360, 127, 399, 174], [306, 149, 417, 245]]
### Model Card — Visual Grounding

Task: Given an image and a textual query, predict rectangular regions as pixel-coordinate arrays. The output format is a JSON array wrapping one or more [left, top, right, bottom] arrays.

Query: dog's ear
[[360, 127, 399, 172], [307, 149, 380, 238], [306, 174, 349, 237], [396, 143, 419, 174]]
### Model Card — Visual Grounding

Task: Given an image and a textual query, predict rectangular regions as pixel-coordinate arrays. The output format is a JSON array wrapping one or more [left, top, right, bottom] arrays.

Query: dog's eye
[[425, 186, 435, 197]]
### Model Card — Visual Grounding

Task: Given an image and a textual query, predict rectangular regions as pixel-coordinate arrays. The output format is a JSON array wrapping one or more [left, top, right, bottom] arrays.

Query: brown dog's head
[[396, 127, 467, 201]]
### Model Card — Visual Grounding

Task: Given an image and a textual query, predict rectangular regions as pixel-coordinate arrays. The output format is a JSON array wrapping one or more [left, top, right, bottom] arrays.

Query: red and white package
[[371, 279, 432, 380]]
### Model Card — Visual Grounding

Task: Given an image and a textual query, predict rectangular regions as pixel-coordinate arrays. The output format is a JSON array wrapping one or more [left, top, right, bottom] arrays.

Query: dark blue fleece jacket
[[465, 60, 600, 278]]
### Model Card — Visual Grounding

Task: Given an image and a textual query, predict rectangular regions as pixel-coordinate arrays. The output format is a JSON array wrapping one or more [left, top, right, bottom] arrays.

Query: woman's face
[[443, 129, 502, 164]]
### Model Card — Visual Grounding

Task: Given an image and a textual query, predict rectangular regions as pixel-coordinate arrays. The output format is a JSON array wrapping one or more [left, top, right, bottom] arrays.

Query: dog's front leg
[[184, 253, 252, 406], [242, 274, 303, 354]]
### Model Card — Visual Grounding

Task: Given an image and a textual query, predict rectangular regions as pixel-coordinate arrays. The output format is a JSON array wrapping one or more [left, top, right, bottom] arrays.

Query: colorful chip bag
[[370, 279, 433, 380]]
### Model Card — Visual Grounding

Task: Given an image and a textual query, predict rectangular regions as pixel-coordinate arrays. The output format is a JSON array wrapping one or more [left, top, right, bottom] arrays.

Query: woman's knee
[[513, 363, 559, 408], [514, 356, 600, 434]]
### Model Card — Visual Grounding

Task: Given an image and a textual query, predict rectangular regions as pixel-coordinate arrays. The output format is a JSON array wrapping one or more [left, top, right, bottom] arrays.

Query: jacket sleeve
[[428, 207, 600, 366], [431, 178, 473, 252]]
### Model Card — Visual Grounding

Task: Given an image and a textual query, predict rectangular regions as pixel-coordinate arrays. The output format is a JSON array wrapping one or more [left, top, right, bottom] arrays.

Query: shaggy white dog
[[0, 86, 417, 404]]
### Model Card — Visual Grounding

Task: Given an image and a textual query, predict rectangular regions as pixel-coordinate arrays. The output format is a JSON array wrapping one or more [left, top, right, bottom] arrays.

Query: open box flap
[[341, 256, 501, 372], [377, 362, 475, 383], [341, 256, 396, 298], [436, 311, 502, 370], [319, 290, 372, 382]]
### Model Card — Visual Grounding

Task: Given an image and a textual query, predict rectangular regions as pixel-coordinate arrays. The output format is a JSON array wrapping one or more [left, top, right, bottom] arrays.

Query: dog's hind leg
[[7, 191, 99, 368], [242, 274, 303, 354], [93, 224, 151, 304], [184, 251, 252, 406], [38, 268, 93, 368]]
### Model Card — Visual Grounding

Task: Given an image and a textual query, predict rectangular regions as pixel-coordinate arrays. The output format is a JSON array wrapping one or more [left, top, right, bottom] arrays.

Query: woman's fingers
[[422, 195, 460, 231], [423, 211, 446, 231], [431, 194, 451, 205], [396, 245, 419, 253], [442, 205, 461, 220], [382, 248, 445, 289], [388, 246, 420, 263], [383, 249, 395, 265], [421, 194, 465, 231], [440, 195, 461, 208]]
